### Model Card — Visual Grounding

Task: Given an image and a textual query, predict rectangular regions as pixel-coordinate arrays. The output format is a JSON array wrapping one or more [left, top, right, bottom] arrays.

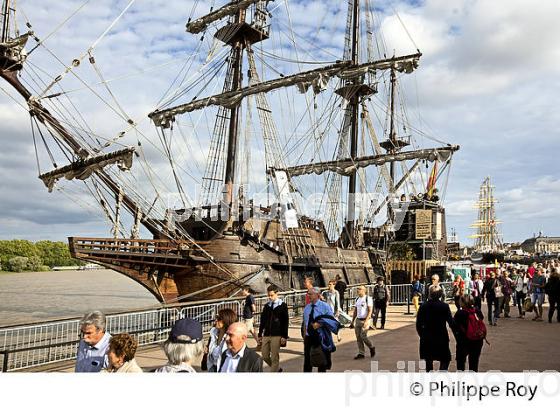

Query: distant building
[[504, 242, 524, 256], [520, 236, 560, 254]]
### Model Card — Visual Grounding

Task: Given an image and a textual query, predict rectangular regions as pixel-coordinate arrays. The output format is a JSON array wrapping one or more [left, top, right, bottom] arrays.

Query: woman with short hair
[[102, 333, 142, 373]]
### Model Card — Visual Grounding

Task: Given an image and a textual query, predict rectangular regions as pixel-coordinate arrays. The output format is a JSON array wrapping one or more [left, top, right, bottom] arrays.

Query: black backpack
[[374, 284, 387, 300]]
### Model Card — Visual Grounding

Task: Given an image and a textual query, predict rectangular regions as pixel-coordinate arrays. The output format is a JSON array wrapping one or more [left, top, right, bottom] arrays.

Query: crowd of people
[[73, 261, 559, 373], [414, 260, 560, 372], [73, 274, 376, 374]]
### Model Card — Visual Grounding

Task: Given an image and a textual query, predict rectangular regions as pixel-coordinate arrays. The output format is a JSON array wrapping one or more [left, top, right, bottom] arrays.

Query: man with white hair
[[303, 286, 335, 372], [426, 274, 446, 302], [219, 322, 263, 372], [75, 310, 111, 372]]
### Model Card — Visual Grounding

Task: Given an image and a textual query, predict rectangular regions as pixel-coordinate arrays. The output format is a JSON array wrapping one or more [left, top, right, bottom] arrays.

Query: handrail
[[0, 281, 452, 372]]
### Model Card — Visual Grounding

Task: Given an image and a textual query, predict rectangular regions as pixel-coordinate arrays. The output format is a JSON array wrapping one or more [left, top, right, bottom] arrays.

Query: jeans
[[502, 294, 511, 317], [487, 297, 502, 325]]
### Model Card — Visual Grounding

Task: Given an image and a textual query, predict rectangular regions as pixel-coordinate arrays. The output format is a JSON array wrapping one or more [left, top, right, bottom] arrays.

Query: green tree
[[0, 240, 39, 268], [26, 255, 44, 271], [0, 240, 81, 270], [35, 241, 76, 267], [8, 256, 29, 272]]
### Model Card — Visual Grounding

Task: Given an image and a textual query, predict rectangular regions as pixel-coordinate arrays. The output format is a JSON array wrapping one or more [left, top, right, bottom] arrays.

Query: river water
[[0, 269, 158, 327]]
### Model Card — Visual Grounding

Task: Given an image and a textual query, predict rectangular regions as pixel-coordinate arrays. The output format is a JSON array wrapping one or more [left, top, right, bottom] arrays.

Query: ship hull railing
[[0, 282, 452, 372]]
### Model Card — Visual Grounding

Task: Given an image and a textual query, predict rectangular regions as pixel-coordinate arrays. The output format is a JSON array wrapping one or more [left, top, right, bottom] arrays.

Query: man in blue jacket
[[303, 286, 336, 372]]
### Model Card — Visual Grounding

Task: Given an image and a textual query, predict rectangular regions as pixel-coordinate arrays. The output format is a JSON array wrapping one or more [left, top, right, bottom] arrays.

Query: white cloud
[[0, 0, 559, 245]]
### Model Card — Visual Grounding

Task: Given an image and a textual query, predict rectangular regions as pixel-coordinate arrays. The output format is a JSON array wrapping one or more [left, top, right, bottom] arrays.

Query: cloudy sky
[[1, 0, 559, 245]]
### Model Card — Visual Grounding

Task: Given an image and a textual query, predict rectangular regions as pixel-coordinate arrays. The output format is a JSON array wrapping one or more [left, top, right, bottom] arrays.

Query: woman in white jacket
[[205, 308, 237, 371]]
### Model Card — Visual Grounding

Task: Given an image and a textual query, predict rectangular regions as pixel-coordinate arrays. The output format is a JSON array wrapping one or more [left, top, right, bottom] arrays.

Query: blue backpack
[[412, 281, 424, 295]]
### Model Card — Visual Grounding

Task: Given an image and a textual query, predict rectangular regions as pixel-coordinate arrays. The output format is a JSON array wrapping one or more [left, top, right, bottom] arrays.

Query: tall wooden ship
[[469, 177, 504, 264], [0, 1, 458, 302]]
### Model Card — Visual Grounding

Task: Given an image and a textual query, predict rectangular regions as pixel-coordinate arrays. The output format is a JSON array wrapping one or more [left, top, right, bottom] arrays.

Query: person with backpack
[[411, 275, 424, 313], [453, 294, 486, 372], [350, 285, 376, 360], [372, 276, 390, 329], [530, 268, 547, 321]]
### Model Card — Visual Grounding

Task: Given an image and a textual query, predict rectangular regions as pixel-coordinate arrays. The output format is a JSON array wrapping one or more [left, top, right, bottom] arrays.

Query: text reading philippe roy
[[424, 381, 538, 401]]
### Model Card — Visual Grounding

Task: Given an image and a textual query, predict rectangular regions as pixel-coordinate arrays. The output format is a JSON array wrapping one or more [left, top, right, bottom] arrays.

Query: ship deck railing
[[0, 282, 452, 372]]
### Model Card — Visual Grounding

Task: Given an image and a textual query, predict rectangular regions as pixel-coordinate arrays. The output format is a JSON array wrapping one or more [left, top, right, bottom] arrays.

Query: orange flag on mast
[[426, 162, 438, 198]]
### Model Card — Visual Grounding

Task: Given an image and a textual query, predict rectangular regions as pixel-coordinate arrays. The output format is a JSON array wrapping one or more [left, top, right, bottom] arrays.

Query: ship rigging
[[1, 0, 459, 302]]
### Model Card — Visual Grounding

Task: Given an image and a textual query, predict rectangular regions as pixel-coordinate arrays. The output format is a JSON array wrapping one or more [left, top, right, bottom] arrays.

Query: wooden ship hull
[[69, 213, 375, 303]]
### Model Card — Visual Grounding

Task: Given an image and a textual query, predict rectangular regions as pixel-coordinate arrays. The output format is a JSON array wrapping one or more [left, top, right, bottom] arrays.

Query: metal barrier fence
[[0, 281, 451, 372]]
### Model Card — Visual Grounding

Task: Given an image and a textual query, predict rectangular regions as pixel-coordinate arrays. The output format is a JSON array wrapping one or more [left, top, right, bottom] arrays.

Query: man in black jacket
[[258, 284, 289, 372], [220, 322, 263, 373]]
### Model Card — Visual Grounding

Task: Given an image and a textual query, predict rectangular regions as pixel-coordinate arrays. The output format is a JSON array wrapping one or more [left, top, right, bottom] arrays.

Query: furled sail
[[38, 147, 135, 192], [279, 146, 459, 177], [149, 53, 421, 128]]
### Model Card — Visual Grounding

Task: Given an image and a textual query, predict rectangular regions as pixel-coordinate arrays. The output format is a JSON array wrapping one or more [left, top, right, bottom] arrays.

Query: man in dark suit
[[416, 285, 454, 372], [219, 322, 263, 373]]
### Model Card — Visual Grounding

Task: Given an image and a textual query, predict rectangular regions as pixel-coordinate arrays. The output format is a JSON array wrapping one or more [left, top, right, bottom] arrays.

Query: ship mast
[[1, 0, 11, 43], [223, 9, 244, 208], [346, 0, 361, 245], [469, 176, 502, 251], [388, 67, 397, 184], [149, 0, 440, 242]]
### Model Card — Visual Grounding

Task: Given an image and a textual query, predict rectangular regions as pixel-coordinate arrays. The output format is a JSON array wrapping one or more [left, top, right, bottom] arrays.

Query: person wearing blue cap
[[155, 317, 204, 373]]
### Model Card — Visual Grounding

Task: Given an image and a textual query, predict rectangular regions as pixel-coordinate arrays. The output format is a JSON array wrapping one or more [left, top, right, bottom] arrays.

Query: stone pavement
[[32, 304, 560, 372]]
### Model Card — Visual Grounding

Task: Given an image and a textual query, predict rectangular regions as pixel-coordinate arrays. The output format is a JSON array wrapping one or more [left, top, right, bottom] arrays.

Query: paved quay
[[31, 305, 559, 373]]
